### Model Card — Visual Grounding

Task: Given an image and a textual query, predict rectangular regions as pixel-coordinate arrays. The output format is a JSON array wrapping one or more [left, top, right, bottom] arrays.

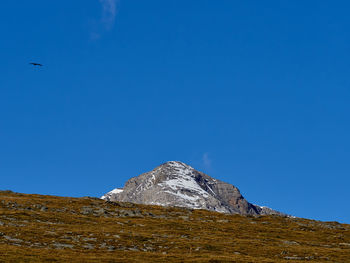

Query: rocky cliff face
[[102, 161, 285, 216]]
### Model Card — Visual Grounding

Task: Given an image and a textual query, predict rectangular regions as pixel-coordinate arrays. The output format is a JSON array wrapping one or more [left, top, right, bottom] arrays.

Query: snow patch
[[110, 188, 123, 194], [101, 188, 123, 200], [160, 163, 210, 198], [163, 190, 199, 202]]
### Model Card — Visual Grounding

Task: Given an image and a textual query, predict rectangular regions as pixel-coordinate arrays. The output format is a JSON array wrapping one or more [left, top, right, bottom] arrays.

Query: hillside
[[0, 190, 349, 262]]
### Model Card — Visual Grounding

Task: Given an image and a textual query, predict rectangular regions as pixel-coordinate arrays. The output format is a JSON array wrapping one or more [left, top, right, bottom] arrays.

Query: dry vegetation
[[0, 190, 349, 262]]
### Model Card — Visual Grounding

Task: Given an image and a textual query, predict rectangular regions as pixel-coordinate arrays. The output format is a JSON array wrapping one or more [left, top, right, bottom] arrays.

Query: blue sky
[[1, 1, 349, 223]]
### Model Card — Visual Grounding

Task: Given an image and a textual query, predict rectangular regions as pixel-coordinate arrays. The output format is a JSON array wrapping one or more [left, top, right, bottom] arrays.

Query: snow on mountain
[[101, 188, 123, 200], [101, 161, 286, 216]]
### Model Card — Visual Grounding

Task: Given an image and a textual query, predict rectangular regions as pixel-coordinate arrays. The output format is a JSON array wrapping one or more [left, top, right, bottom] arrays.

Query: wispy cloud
[[91, 0, 119, 40], [99, 0, 118, 30], [202, 153, 212, 169]]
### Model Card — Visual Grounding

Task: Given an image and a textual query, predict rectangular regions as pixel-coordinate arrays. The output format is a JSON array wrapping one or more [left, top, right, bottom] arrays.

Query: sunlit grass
[[0, 191, 349, 262]]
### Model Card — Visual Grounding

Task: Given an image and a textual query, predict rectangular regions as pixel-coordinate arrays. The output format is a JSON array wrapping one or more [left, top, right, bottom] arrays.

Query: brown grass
[[0, 191, 349, 262]]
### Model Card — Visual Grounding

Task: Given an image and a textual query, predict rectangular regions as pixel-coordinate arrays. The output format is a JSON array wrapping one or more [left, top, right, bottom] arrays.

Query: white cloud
[[202, 153, 212, 169], [99, 0, 118, 30]]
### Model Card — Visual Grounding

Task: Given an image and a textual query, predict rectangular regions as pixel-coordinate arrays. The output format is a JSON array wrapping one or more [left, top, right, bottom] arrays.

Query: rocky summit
[[102, 161, 285, 216]]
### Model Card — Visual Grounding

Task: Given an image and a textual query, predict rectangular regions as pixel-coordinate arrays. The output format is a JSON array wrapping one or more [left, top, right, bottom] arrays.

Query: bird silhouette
[[29, 62, 43, 67]]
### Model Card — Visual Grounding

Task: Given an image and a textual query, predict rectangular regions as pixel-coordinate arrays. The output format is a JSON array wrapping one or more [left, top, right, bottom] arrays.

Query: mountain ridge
[[102, 161, 286, 216]]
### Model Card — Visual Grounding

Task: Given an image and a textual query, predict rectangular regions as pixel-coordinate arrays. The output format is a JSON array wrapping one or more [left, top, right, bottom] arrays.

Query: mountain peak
[[102, 161, 286, 216], [161, 161, 194, 170]]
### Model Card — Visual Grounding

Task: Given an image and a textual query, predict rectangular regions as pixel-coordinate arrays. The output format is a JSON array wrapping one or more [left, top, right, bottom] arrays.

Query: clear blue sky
[[1, 1, 349, 223]]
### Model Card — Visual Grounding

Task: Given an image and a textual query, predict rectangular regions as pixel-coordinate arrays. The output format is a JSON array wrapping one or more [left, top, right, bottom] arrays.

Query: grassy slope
[[0, 191, 349, 262]]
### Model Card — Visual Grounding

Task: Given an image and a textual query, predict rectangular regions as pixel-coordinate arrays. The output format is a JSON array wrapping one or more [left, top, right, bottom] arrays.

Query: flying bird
[[29, 62, 43, 67]]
